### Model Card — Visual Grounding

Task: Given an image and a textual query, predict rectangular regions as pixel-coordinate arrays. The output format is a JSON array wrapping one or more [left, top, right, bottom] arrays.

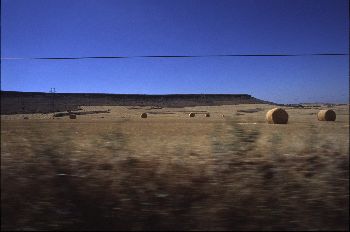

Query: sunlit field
[[1, 104, 349, 230]]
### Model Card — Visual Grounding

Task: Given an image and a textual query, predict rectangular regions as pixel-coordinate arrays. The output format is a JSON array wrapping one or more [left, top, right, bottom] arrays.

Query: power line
[[1, 53, 349, 60]]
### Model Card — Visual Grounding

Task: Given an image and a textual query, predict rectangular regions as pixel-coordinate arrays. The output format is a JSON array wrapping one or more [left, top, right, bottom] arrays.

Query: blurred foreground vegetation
[[1, 119, 349, 230]]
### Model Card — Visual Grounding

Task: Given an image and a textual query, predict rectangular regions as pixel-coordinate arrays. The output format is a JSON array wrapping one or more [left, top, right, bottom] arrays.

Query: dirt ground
[[1, 104, 349, 230]]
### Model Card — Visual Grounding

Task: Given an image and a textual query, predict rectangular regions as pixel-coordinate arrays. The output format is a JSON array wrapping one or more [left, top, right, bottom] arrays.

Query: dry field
[[1, 104, 349, 230]]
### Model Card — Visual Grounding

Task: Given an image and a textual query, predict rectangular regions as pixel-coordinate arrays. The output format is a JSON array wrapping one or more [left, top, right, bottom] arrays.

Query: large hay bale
[[189, 112, 195, 117], [69, 114, 77, 119], [317, 109, 336, 121], [266, 108, 288, 124], [141, 113, 147, 118], [205, 113, 210, 117]]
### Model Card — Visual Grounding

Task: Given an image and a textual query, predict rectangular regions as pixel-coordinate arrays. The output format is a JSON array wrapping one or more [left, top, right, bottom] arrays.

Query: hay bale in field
[[189, 112, 195, 117], [266, 108, 288, 124], [222, 114, 225, 117], [141, 113, 147, 118], [317, 109, 336, 121], [23, 117, 29, 120], [205, 113, 210, 117], [69, 114, 77, 119]]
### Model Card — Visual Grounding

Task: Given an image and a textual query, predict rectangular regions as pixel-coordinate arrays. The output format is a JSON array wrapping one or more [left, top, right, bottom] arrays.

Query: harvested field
[[1, 104, 349, 230], [54, 110, 110, 118], [237, 107, 265, 113]]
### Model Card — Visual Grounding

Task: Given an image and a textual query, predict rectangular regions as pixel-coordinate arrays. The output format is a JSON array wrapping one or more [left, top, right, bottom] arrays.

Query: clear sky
[[1, 0, 349, 104]]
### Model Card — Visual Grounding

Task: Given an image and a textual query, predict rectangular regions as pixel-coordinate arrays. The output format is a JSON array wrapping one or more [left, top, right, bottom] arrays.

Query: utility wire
[[1, 53, 348, 60]]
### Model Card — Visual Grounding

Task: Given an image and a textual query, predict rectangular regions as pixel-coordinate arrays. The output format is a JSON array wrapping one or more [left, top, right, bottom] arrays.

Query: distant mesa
[[1, 91, 272, 115]]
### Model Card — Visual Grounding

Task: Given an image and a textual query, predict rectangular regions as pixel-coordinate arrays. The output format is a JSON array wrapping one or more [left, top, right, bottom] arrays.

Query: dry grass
[[1, 104, 349, 230]]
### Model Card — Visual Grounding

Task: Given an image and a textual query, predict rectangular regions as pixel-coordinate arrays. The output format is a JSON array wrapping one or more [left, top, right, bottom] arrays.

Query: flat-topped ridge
[[1, 91, 272, 114]]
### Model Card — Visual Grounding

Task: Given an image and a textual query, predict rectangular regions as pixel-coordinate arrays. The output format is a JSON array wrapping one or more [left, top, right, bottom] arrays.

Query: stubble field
[[1, 104, 349, 230]]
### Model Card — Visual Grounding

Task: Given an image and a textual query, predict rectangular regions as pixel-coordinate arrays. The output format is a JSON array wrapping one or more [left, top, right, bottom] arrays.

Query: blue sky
[[1, 0, 349, 103]]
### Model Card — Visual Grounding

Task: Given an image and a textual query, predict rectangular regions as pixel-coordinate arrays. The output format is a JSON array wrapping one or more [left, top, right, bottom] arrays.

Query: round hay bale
[[317, 109, 336, 121], [222, 114, 225, 117], [141, 113, 147, 118], [205, 113, 210, 117], [189, 112, 195, 117], [266, 108, 288, 124], [69, 114, 77, 119], [23, 117, 29, 120]]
